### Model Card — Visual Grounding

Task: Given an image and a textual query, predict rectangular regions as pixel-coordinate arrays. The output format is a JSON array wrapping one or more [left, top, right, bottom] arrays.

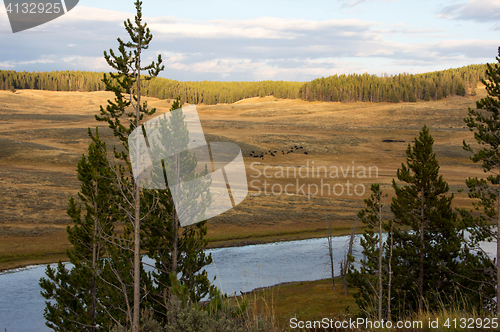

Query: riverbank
[[0, 231, 71, 273], [0, 224, 359, 273]]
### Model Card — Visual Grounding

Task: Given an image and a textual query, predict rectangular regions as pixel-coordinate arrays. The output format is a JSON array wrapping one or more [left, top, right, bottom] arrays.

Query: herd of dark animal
[[249, 145, 308, 160]]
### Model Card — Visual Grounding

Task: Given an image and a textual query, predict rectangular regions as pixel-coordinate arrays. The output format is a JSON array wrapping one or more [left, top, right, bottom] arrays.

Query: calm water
[[0, 235, 496, 331], [0, 236, 358, 332]]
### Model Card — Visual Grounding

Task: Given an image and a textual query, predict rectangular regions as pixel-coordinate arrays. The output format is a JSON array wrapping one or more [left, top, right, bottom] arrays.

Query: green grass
[[236, 278, 499, 331], [237, 278, 359, 330]]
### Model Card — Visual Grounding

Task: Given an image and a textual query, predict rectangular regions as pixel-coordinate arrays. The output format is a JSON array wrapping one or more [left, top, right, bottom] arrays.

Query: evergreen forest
[[0, 63, 487, 105]]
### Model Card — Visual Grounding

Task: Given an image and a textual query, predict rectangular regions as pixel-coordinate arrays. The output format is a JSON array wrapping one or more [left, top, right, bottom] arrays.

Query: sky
[[0, 0, 499, 81]]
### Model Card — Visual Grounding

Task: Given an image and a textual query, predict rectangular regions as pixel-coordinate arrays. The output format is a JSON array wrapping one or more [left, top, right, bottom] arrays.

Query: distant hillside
[[298, 64, 488, 103], [0, 64, 487, 105]]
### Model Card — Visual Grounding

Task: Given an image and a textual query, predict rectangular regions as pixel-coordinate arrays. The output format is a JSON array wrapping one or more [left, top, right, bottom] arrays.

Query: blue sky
[[0, 0, 499, 81]]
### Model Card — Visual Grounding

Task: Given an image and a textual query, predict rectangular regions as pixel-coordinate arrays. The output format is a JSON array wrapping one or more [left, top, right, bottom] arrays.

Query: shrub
[[110, 289, 275, 332]]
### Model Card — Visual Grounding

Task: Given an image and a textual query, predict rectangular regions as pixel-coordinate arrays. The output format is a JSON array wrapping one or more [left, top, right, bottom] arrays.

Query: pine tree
[[94, 1, 163, 330], [39, 129, 124, 331], [141, 100, 214, 322], [463, 46, 500, 314], [94, 5, 216, 326], [390, 125, 479, 315]]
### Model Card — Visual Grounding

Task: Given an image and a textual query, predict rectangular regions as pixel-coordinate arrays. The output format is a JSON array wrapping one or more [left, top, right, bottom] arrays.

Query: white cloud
[[59, 56, 109, 71], [158, 55, 368, 81], [0, 61, 15, 68], [58, 5, 131, 23], [437, 0, 500, 23], [1, 57, 56, 66], [0, 55, 106, 71], [149, 22, 297, 39], [342, 0, 398, 9], [147, 17, 378, 40], [0, 3, 498, 81], [372, 23, 446, 37]]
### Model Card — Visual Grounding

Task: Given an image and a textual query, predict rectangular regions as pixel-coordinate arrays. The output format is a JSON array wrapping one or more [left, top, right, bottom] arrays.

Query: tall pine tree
[[141, 100, 214, 322], [463, 46, 500, 313], [390, 125, 493, 316], [95, 1, 163, 329], [390, 125, 461, 314], [95, 2, 215, 327], [39, 129, 128, 331]]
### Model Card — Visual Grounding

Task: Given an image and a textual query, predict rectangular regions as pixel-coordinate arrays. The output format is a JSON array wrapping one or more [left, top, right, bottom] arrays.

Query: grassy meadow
[[0, 86, 489, 271]]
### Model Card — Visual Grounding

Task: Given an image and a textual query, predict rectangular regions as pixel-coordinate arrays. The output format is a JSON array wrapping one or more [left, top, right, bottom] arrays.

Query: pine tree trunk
[[172, 154, 181, 275], [344, 218, 357, 294], [378, 193, 383, 321], [387, 221, 393, 320], [330, 239, 335, 290], [326, 220, 335, 290], [132, 37, 142, 332], [497, 182, 500, 315], [419, 187, 425, 312], [330, 243, 335, 290], [132, 185, 141, 331], [91, 182, 98, 332], [173, 211, 178, 274]]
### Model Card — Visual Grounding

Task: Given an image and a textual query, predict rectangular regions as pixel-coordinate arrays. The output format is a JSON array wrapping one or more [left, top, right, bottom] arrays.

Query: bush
[[110, 291, 275, 332]]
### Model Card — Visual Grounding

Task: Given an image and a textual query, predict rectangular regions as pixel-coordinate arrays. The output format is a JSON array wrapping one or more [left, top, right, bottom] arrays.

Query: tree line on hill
[[0, 64, 487, 105], [0, 69, 303, 104], [300, 65, 487, 103]]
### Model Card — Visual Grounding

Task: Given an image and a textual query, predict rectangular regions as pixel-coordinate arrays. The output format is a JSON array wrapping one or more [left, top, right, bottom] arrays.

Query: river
[[0, 235, 496, 331]]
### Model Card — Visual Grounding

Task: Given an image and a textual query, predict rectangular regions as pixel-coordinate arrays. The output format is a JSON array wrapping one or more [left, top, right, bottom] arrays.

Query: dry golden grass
[[0, 86, 490, 270], [0, 231, 70, 270]]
